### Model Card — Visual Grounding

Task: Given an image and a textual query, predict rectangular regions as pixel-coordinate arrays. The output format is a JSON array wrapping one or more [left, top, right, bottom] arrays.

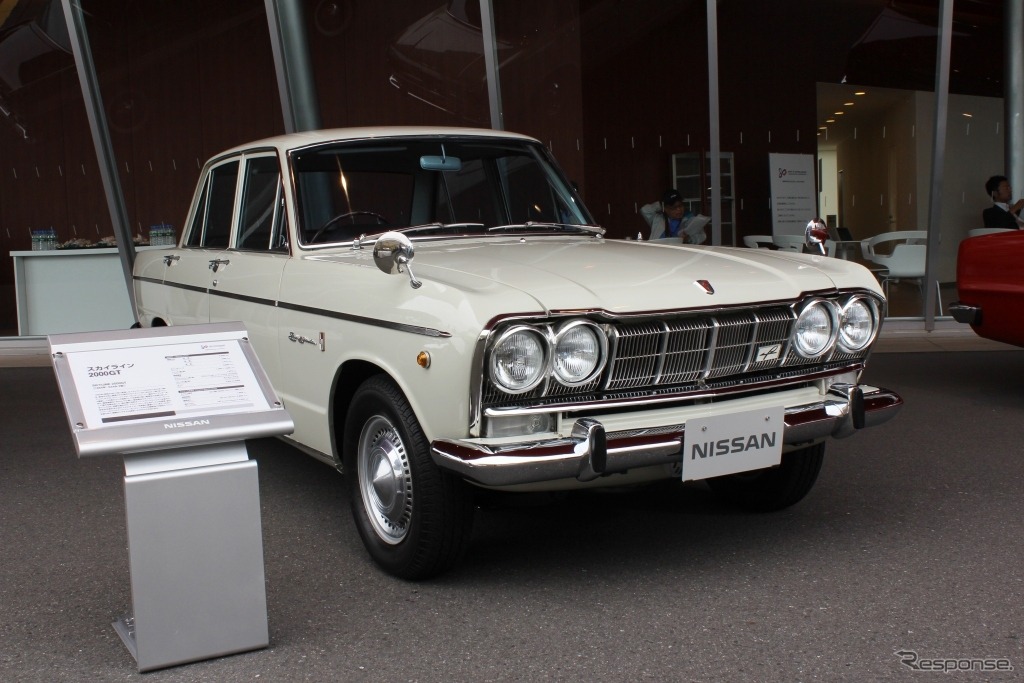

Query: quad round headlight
[[838, 296, 878, 353], [792, 300, 838, 358], [553, 321, 606, 385], [489, 326, 547, 393]]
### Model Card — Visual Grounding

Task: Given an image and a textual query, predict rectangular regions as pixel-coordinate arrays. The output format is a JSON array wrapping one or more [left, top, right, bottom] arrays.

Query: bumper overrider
[[431, 383, 902, 487]]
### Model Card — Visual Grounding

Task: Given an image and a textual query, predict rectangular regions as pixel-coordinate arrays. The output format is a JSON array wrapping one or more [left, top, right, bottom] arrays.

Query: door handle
[[163, 254, 180, 266], [208, 258, 230, 272]]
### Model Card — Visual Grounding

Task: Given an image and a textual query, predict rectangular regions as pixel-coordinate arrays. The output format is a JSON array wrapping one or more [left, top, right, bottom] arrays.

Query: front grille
[[605, 306, 797, 390], [481, 302, 871, 410]]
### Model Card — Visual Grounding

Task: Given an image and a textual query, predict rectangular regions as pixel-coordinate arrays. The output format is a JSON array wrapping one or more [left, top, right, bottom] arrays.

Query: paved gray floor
[[1, 350, 1023, 682]]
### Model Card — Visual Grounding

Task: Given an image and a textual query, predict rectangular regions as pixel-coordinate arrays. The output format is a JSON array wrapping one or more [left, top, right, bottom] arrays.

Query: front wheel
[[343, 375, 474, 579], [706, 442, 825, 512]]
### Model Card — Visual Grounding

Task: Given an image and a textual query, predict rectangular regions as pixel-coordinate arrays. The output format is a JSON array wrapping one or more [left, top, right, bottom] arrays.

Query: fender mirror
[[804, 218, 829, 256], [373, 231, 422, 289]]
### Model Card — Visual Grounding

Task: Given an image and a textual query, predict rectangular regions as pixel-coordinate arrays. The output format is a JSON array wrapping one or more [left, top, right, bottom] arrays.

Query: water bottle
[[31, 230, 42, 251], [150, 223, 174, 246], [47, 228, 57, 249]]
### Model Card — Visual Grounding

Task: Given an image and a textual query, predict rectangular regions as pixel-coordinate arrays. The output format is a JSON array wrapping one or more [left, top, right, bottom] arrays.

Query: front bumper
[[431, 383, 902, 487]]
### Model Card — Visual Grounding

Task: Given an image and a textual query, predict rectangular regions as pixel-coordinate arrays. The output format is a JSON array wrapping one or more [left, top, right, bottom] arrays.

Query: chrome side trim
[[276, 301, 451, 338], [131, 276, 451, 338]]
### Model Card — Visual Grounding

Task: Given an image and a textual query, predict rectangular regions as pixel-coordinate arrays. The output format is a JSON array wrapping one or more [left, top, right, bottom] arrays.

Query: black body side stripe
[[134, 276, 451, 338]]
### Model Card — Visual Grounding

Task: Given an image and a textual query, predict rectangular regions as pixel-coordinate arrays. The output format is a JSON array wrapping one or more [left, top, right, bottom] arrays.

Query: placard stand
[[49, 323, 294, 672]]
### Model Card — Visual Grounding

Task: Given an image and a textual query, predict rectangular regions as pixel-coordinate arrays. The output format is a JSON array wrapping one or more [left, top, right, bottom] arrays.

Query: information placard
[[769, 153, 817, 236], [50, 322, 293, 457]]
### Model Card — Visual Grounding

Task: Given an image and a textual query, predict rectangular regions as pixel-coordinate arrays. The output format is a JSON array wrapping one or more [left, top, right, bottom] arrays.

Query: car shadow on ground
[[249, 435, 859, 584]]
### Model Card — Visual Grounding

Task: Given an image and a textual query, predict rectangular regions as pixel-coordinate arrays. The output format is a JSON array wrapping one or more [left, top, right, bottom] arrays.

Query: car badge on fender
[[694, 279, 715, 295]]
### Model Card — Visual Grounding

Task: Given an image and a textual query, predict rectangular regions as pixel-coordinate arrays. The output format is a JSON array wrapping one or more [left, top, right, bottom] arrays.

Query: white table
[[831, 240, 862, 260], [11, 247, 162, 336]]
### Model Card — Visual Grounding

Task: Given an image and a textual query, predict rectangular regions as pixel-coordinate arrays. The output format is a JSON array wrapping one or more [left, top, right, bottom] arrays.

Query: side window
[[236, 156, 283, 252], [184, 160, 238, 249], [184, 176, 210, 247]]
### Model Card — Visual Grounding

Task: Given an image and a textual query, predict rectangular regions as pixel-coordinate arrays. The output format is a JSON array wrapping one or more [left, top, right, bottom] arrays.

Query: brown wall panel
[[579, 1, 708, 239], [59, 69, 116, 242], [0, 0, 283, 332], [1, 0, 990, 333], [308, 0, 490, 129]]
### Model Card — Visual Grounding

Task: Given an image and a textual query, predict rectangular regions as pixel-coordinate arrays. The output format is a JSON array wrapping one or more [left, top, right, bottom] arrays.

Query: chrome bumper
[[431, 384, 902, 487], [949, 302, 981, 326]]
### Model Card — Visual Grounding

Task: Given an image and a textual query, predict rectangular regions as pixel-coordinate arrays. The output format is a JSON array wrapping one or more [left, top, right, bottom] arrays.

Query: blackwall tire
[[706, 442, 826, 512], [343, 375, 474, 579]]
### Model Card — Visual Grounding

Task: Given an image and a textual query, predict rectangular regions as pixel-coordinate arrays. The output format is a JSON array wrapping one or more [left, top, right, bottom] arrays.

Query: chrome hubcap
[[357, 415, 412, 544]]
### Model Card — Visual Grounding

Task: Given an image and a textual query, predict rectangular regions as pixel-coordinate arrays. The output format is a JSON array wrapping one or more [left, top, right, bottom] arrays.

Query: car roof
[[217, 126, 540, 157]]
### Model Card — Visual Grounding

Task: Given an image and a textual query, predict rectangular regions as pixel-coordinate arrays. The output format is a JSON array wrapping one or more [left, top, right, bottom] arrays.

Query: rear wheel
[[706, 442, 825, 512], [343, 375, 474, 579]]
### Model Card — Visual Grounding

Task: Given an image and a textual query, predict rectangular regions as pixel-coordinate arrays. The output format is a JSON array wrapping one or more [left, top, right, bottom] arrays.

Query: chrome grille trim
[[480, 298, 878, 411], [661, 318, 712, 385]]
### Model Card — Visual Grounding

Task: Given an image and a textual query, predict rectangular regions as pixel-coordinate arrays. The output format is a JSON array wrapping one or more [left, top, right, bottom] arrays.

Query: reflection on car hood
[[364, 237, 882, 313]]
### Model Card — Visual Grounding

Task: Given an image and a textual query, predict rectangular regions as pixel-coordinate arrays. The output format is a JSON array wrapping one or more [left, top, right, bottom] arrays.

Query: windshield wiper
[[400, 222, 485, 236], [349, 223, 486, 249], [487, 221, 605, 236]]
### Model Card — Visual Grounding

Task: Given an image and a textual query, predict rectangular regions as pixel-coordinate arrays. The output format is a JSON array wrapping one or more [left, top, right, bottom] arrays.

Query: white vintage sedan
[[133, 127, 902, 579]]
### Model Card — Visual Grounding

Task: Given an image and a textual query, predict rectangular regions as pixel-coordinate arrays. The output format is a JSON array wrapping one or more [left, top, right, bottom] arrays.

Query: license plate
[[681, 406, 784, 481]]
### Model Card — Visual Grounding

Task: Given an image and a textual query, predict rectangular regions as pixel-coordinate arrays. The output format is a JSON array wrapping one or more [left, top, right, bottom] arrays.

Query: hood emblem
[[694, 279, 715, 295]]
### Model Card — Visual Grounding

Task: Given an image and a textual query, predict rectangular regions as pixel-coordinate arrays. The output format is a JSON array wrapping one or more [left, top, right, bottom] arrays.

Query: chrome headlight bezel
[[551, 320, 608, 386], [792, 298, 839, 358], [488, 325, 549, 394], [837, 295, 880, 353]]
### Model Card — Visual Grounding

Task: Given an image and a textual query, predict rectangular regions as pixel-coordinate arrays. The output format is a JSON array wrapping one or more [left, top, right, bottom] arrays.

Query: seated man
[[982, 175, 1024, 229], [640, 189, 707, 243]]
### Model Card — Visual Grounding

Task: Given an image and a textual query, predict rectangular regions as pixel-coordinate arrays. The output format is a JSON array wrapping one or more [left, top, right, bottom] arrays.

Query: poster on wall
[[769, 153, 817, 236]]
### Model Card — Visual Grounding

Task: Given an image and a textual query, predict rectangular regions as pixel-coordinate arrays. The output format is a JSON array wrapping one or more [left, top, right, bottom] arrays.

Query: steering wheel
[[309, 210, 389, 243]]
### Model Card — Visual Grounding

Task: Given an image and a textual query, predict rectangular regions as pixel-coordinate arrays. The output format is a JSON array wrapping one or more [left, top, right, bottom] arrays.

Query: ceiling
[[816, 82, 915, 148]]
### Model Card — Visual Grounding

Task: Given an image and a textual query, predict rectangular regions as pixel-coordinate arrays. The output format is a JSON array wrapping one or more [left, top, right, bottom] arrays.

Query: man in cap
[[640, 189, 706, 243]]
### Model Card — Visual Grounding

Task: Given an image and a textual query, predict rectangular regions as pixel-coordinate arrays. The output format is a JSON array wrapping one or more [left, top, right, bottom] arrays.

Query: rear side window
[[184, 160, 238, 248], [236, 156, 284, 252]]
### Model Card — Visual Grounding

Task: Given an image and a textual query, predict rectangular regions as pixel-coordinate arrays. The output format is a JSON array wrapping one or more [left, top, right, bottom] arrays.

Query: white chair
[[863, 230, 927, 262], [967, 227, 1013, 237], [743, 235, 774, 248], [859, 238, 872, 261], [864, 231, 942, 311], [875, 243, 926, 299]]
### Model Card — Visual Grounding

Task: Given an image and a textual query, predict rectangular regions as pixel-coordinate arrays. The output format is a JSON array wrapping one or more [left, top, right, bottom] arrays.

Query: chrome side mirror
[[804, 218, 829, 256], [373, 231, 422, 289]]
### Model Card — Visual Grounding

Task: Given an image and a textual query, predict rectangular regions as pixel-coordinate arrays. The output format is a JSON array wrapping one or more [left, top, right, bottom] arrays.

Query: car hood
[[354, 237, 882, 314]]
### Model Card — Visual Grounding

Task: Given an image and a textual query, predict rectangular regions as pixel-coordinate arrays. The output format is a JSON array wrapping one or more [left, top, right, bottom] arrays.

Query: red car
[[951, 230, 1024, 346]]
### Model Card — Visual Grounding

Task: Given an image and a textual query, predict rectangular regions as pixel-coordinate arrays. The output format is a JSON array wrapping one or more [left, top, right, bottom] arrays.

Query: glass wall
[[0, 0, 1012, 335]]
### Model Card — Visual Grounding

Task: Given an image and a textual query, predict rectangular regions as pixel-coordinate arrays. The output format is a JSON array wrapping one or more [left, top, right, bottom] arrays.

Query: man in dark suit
[[982, 175, 1024, 229]]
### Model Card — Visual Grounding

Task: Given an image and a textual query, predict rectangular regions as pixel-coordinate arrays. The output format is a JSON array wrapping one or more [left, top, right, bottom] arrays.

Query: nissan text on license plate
[[682, 406, 784, 481]]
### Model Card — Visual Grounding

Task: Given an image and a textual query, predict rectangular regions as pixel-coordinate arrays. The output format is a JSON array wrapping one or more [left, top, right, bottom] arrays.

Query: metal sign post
[[49, 322, 294, 672]]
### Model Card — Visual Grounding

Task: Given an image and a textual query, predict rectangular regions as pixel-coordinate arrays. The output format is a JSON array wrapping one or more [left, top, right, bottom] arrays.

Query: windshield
[[291, 136, 594, 245]]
